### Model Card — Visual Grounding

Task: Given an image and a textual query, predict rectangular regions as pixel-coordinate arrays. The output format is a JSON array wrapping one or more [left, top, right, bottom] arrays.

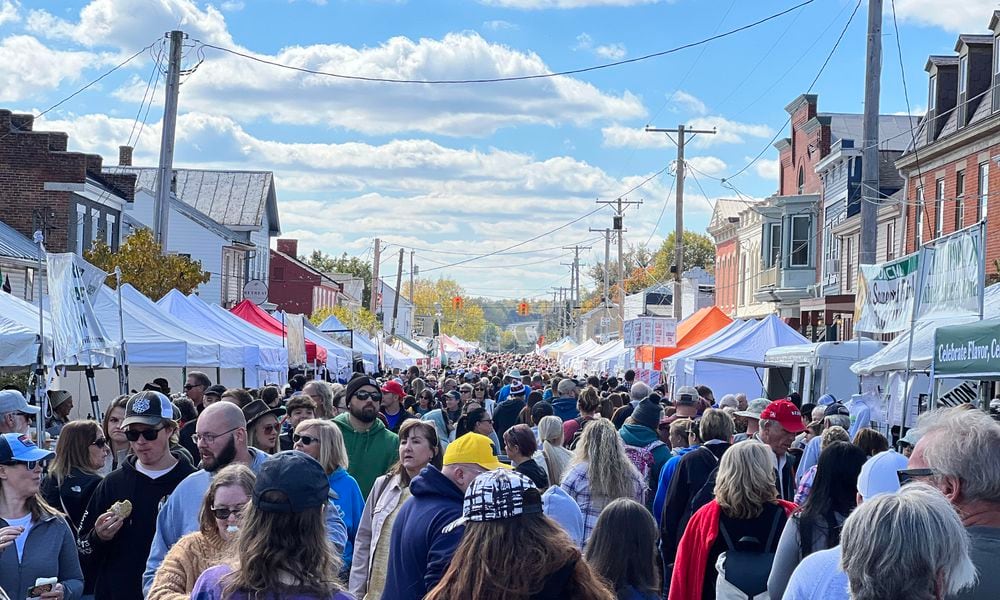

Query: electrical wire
[[192, 0, 814, 85], [643, 171, 677, 247]]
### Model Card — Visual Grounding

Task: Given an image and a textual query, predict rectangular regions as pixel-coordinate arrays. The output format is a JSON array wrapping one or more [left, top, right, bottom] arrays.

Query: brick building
[[0, 110, 135, 254], [707, 198, 744, 316], [269, 239, 344, 316], [898, 16, 1000, 267]]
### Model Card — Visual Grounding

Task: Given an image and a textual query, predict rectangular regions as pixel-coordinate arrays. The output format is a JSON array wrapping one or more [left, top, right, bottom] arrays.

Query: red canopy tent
[[230, 300, 327, 364]]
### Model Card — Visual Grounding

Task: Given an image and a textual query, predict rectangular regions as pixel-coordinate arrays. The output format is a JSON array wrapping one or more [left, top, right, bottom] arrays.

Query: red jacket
[[668, 499, 796, 600]]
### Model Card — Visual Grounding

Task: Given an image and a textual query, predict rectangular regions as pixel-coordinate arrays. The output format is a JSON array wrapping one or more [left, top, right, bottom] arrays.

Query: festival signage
[[284, 313, 308, 368], [623, 317, 677, 348], [916, 225, 983, 321], [854, 253, 919, 334], [933, 319, 1000, 379], [46, 253, 117, 366]]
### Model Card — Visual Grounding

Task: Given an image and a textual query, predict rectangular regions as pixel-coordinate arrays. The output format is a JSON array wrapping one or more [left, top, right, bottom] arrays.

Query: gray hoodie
[[0, 513, 83, 600]]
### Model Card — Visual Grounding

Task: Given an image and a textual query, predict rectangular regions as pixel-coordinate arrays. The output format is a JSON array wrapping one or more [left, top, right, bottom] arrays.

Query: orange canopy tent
[[634, 306, 732, 365]]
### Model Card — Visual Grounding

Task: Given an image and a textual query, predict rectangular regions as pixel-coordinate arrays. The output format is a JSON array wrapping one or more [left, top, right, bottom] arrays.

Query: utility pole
[[590, 227, 613, 342], [597, 197, 642, 337], [409, 250, 415, 303], [370, 238, 381, 314], [391, 248, 404, 336], [561, 260, 576, 333], [645, 124, 717, 320], [859, 0, 882, 264], [153, 30, 184, 248]]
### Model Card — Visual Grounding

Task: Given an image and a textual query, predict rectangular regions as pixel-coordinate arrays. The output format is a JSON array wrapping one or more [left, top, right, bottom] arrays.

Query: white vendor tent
[[290, 314, 354, 378], [558, 338, 599, 371], [581, 339, 628, 374], [0, 292, 52, 367]]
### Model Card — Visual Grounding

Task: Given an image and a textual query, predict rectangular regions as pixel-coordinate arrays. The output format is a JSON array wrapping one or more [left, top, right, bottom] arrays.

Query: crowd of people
[[0, 352, 996, 599]]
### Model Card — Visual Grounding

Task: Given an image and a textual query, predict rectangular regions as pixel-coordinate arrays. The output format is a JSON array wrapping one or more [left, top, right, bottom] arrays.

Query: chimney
[[119, 145, 133, 167], [277, 239, 298, 257]]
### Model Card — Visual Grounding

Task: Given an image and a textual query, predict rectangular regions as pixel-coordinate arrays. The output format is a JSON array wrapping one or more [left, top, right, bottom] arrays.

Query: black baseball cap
[[122, 391, 174, 427], [253, 451, 331, 514], [824, 402, 850, 417], [205, 384, 227, 399]]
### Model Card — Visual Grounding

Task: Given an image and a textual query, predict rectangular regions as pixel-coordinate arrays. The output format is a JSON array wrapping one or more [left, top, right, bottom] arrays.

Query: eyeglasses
[[124, 426, 165, 442], [354, 391, 382, 402], [91, 438, 108, 448], [183, 383, 204, 391], [292, 433, 318, 446], [479, 418, 493, 425], [192, 426, 239, 445], [1, 460, 46, 470], [210, 504, 247, 520], [897, 468, 937, 485]]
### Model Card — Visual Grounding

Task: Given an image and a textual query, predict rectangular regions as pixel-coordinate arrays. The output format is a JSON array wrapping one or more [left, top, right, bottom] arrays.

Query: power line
[[643, 171, 677, 247], [193, 0, 814, 85]]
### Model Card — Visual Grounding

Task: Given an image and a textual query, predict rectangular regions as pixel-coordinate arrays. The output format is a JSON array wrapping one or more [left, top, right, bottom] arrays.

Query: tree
[[85, 228, 210, 301], [310, 305, 381, 336], [499, 330, 518, 351], [407, 277, 489, 342], [303, 250, 372, 307], [652, 231, 716, 279], [587, 243, 656, 297]]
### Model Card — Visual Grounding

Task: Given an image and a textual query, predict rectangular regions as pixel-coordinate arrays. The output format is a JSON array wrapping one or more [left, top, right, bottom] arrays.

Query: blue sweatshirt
[[653, 444, 700, 526], [382, 465, 465, 600], [328, 467, 364, 575], [551, 397, 580, 421]]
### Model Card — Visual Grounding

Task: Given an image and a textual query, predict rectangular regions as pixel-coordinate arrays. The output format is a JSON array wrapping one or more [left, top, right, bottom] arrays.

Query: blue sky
[[0, 0, 986, 300]]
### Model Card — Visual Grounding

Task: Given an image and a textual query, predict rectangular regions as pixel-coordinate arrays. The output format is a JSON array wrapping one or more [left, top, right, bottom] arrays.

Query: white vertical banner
[[916, 224, 984, 322], [46, 253, 116, 367], [284, 313, 308, 368]]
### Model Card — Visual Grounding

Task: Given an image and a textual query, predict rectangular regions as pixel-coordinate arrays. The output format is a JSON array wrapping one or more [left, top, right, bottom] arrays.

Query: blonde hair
[[571, 418, 641, 500], [539, 415, 572, 485], [295, 419, 349, 474], [714, 441, 778, 519]]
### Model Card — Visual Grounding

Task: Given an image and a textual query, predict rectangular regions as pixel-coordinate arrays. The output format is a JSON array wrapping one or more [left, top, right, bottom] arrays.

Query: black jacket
[[516, 458, 550, 489], [77, 451, 195, 600], [178, 419, 198, 460], [493, 398, 526, 439], [41, 469, 102, 595], [659, 442, 730, 570]]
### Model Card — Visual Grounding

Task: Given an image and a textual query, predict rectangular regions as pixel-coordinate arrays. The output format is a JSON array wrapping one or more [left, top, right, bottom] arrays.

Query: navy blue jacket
[[382, 465, 465, 600], [550, 397, 580, 421]]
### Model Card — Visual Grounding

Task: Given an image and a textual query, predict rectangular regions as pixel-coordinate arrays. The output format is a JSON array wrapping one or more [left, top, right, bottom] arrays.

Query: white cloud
[[601, 124, 670, 149], [480, 0, 662, 8], [673, 90, 707, 115], [0, 36, 103, 102], [0, 0, 19, 25], [686, 156, 727, 177], [891, 0, 998, 32], [483, 19, 517, 31], [686, 116, 773, 148], [220, 0, 245, 11], [754, 157, 780, 181], [595, 43, 626, 60]]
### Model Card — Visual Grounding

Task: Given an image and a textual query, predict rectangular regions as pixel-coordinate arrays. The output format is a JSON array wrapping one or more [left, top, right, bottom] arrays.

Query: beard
[[350, 404, 378, 424], [202, 435, 237, 472]]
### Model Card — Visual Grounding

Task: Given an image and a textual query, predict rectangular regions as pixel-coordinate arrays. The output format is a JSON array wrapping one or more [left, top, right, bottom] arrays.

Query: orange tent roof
[[635, 306, 732, 363]]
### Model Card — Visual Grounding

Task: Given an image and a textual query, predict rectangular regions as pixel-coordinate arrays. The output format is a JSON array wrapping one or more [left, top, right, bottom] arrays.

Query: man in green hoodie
[[333, 375, 400, 497]]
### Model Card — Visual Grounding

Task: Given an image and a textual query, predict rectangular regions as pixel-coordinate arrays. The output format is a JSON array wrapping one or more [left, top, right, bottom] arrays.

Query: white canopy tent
[[293, 315, 355, 378], [558, 338, 599, 371], [581, 340, 628, 374]]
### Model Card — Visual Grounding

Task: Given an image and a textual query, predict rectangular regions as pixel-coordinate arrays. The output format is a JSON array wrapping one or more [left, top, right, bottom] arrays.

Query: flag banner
[[284, 313, 308, 368], [916, 224, 984, 321], [45, 253, 116, 367], [854, 253, 919, 334], [623, 317, 677, 348]]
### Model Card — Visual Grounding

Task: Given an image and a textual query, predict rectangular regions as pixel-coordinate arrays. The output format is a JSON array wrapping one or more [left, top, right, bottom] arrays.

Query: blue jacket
[[619, 423, 670, 508], [329, 467, 365, 575], [652, 445, 699, 526], [382, 465, 465, 600], [551, 397, 580, 421], [542, 485, 585, 548]]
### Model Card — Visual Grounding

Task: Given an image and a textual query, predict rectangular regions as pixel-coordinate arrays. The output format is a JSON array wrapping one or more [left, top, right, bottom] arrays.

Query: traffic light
[[452, 296, 463, 310], [517, 301, 529, 316]]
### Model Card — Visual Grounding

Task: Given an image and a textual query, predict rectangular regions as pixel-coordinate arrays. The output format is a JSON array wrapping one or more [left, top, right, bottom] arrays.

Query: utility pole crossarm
[[644, 124, 717, 320]]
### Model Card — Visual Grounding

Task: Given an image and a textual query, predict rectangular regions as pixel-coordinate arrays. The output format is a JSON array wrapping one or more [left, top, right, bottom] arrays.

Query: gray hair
[[303, 380, 334, 418], [915, 407, 1000, 504], [719, 394, 739, 410], [824, 414, 851, 430], [700, 408, 734, 442], [840, 483, 977, 600], [629, 381, 651, 402], [556, 379, 577, 396]]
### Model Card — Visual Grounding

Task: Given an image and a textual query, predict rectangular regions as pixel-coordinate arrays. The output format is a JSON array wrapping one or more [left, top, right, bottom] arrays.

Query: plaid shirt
[[560, 462, 645, 545]]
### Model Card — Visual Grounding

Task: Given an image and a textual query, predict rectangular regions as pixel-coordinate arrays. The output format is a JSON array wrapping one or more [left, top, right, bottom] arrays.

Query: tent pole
[[33, 232, 47, 446]]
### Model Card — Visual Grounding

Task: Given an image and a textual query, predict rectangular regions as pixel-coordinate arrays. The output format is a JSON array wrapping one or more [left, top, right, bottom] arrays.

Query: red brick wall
[[269, 249, 321, 316], [0, 109, 133, 252], [715, 238, 738, 315]]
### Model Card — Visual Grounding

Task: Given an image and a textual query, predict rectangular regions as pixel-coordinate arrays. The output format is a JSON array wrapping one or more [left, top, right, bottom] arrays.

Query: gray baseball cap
[[0, 390, 39, 415]]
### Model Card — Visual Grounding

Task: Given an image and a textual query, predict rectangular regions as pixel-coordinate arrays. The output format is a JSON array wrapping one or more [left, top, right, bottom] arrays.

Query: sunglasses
[[460, 389, 473, 394], [259, 423, 278, 435], [354, 391, 382, 402], [897, 468, 936, 485], [2, 460, 47, 470], [293, 433, 318, 446], [91, 438, 108, 448], [183, 383, 203, 391], [124, 426, 165, 442], [210, 505, 246, 520]]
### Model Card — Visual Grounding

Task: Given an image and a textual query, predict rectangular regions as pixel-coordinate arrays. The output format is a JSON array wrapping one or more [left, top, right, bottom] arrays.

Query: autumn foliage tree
[[85, 228, 210, 301], [406, 277, 489, 342], [309, 305, 381, 337]]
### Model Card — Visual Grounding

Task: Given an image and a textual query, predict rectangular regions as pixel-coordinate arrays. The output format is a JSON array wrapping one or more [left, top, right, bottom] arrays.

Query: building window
[[935, 178, 945, 238], [106, 214, 116, 248], [886, 220, 896, 261], [978, 162, 989, 221], [790, 215, 811, 267], [915, 187, 925, 249], [845, 237, 854, 292], [960, 55, 968, 94], [929, 74, 937, 110], [956, 170, 966, 229], [797, 166, 805, 195], [767, 223, 781, 267], [221, 246, 247, 308], [75, 204, 86, 254]]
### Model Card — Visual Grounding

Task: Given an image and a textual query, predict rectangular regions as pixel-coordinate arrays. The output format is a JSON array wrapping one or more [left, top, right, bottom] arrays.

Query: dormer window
[[929, 74, 937, 110], [960, 54, 968, 93], [995, 34, 1000, 76]]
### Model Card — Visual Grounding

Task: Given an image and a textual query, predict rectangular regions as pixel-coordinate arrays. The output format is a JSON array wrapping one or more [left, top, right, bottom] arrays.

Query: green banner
[[934, 319, 1000, 378]]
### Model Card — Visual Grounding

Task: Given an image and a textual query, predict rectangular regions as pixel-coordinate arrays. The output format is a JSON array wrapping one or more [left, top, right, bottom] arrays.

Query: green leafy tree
[[652, 230, 716, 279], [310, 305, 381, 336], [85, 228, 210, 301], [304, 250, 372, 307], [408, 277, 489, 342]]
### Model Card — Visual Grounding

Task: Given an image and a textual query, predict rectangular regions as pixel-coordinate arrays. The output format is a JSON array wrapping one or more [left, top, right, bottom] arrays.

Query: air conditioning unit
[[825, 259, 841, 275]]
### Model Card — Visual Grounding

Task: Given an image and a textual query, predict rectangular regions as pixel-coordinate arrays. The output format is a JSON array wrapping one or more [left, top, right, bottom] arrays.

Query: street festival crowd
[[0, 353, 997, 600]]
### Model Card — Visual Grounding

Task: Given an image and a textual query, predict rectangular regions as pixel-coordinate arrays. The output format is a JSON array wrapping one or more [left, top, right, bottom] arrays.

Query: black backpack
[[567, 416, 590, 450], [714, 508, 784, 599]]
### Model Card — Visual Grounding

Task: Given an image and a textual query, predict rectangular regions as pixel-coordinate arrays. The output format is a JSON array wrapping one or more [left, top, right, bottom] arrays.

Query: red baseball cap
[[381, 380, 405, 397], [760, 399, 806, 433]]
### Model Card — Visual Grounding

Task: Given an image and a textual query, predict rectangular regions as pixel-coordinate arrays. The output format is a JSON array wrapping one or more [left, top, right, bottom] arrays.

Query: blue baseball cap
[[0, 432, 54, 464]]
